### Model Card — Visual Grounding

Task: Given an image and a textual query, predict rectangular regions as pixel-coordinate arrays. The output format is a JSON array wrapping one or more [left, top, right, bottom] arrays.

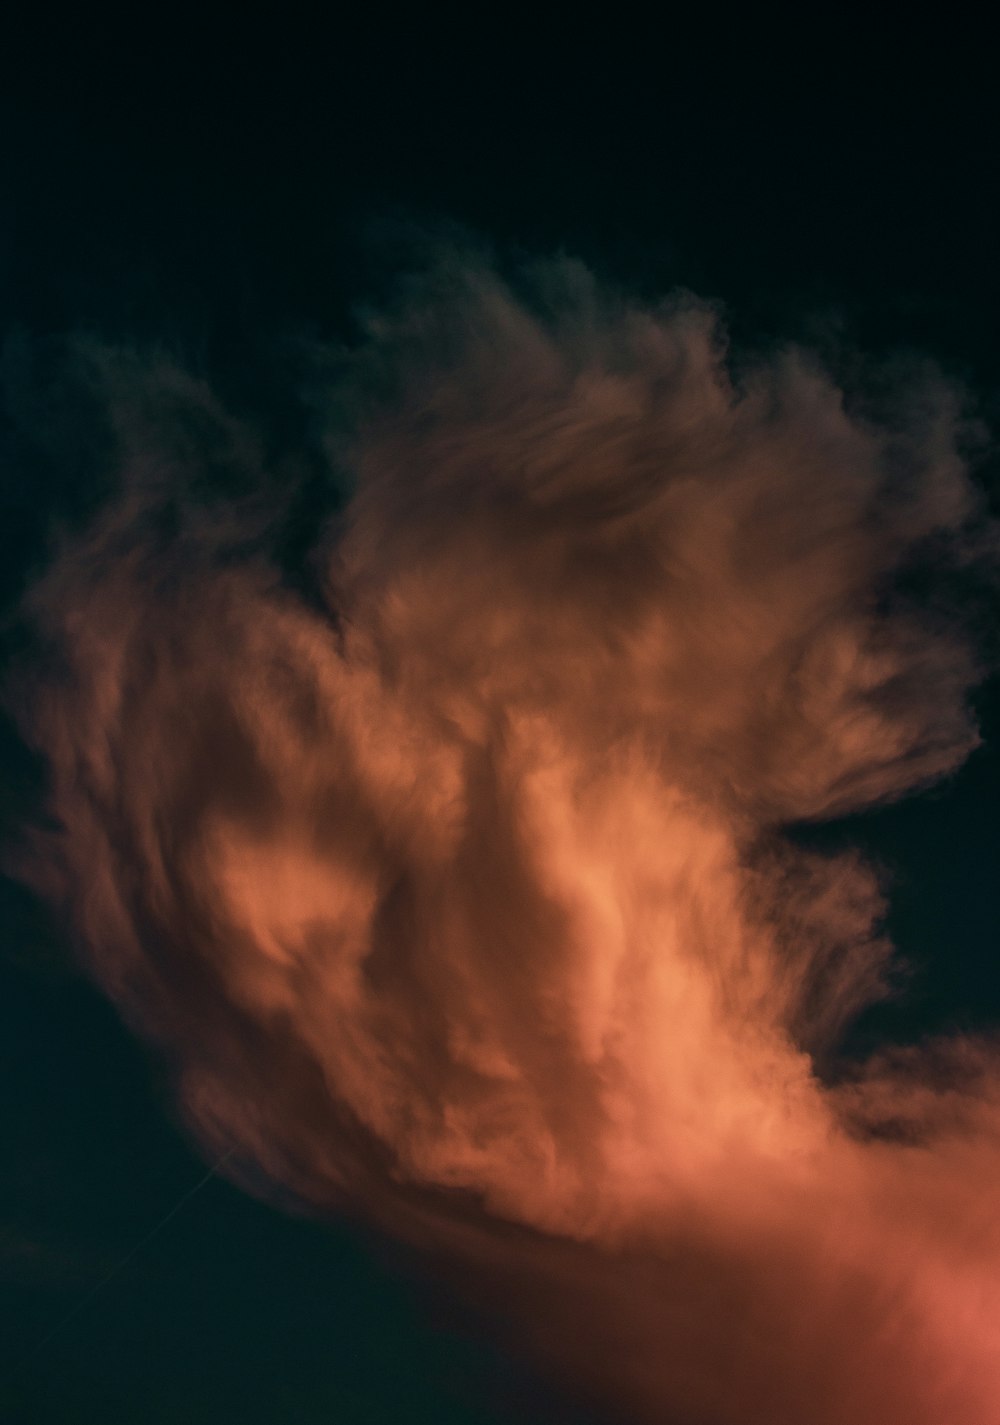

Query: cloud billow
[[10, 256, 1000, 1423]]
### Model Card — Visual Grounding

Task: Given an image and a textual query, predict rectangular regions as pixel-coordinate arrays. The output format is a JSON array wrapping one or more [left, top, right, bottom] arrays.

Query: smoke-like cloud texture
[[9, 256, 1000, 1422]]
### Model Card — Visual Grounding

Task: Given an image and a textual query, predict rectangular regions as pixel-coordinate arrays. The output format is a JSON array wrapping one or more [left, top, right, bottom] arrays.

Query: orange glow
[[12, 258, 1000, 1422]]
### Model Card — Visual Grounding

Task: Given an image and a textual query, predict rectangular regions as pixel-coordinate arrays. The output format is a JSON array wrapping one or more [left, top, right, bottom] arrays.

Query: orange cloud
[[10, 256, 1000, 1422]]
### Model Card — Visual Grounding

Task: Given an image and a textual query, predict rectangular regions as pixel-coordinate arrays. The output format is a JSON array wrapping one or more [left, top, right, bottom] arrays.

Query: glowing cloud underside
[[12, 259, 1000, 1423]]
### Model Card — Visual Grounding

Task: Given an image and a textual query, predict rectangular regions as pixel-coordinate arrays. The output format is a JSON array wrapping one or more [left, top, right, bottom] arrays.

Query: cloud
[[8, 253, 1000, 1422]]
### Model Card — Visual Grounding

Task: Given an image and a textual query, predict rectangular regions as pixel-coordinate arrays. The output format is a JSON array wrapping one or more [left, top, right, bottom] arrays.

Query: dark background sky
[[1, 14, 998, 1424]]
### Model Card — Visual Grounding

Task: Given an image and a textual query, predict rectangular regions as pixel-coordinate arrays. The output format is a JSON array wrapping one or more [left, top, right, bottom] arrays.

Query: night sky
[[2, 15, 1000, 1425]]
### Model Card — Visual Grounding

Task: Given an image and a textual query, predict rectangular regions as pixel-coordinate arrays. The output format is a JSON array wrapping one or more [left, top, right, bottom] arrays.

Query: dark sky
[[1, 14, 999, 1425]]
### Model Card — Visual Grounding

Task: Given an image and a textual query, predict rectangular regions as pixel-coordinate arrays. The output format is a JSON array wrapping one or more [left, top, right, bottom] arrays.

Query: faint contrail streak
[[10, 1148, 234, 1377]]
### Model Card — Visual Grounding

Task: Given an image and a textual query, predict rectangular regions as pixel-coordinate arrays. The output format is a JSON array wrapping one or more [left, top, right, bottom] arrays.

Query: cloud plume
[[9, 255, 1000, 1422]]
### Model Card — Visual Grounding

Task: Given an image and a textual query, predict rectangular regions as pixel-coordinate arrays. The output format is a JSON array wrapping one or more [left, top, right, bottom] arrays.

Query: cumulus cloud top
[[9, 257, 1000, 1423]]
